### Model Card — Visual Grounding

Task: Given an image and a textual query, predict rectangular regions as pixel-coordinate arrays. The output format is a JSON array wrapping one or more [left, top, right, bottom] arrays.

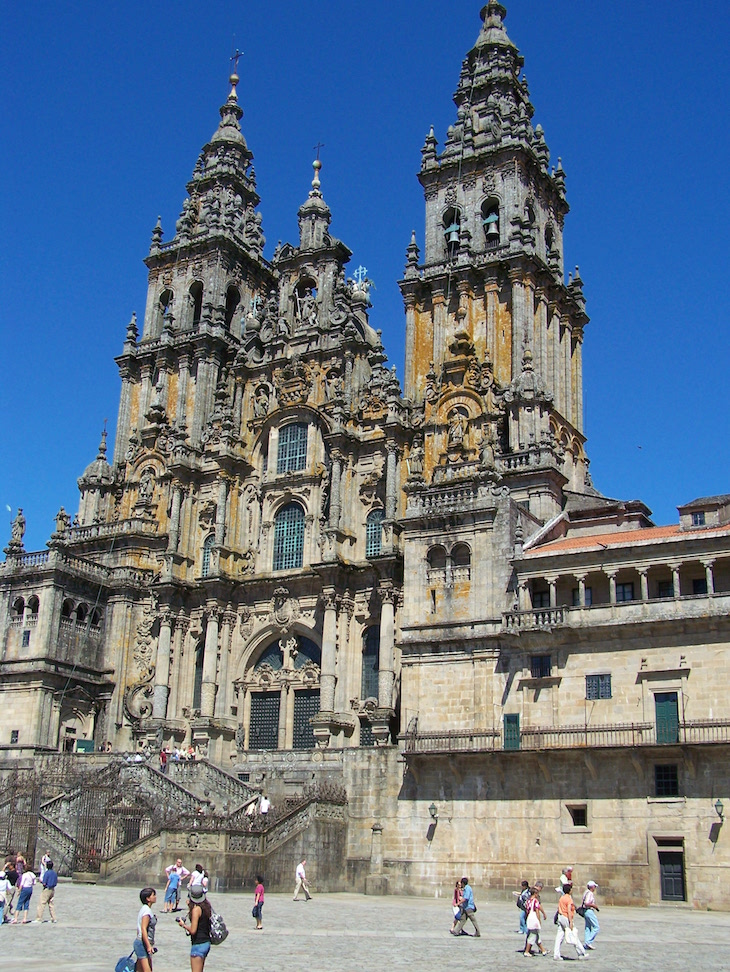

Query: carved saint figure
[[54, 507, 70, 535], [408, 438, 424, 477], [297, 287, 318, 326], [253, 384, 270, 418], [448, 408, 468, 448], [10, 508, 25, 544], [138, 468, 155, 502]]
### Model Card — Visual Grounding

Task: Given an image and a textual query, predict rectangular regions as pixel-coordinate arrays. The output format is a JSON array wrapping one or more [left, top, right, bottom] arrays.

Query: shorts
[[190, 942, 211, 958], [133, 940, 149, 959], [164, 887, 178, 903]]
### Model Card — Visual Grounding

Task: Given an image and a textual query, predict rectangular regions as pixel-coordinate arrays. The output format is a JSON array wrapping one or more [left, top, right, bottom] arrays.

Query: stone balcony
[[401, 718, 730, 756], [503, 590, 730, 632]]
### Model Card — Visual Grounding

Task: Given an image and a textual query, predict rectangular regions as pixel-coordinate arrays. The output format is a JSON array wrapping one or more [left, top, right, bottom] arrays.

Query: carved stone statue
[[448, 409, 467, 448], [54, 507, 70, 535], [408, 438, 424, 478], [10, 508, 25, 544], [253, 384, 270, 418], [138, 468, 155, 502]]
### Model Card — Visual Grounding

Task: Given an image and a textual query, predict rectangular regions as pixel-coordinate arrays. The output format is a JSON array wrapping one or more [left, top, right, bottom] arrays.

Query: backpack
[[114, 956, 135, 972], [517, 894, 527, 911], [209, 911, 228, 945]]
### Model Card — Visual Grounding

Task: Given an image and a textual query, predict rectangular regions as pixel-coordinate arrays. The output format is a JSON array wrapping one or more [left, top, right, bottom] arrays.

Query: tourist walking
[[12, 865, 36, 923], [178, 885, 212, 971], [35, 859, 58, 922], [450, 878, 463, 932], [293, 858, 312, 900], [165, 859, 190, 911], [581, 881, 600, 949], [451, 877, 480, 937], [515, 879, 530, 935], [133, 888, 158, 972], [0, 866, 10, 925], [555, 865, 573, 894], [4, 860, 18, 919], [523, 885, 548, 956], [253, 874, 264, 930], [553, 883, 586, 960]]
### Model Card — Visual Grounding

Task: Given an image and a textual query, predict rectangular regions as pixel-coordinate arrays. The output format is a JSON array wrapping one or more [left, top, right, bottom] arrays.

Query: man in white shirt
[[259, 794, 271, 815], [293, 858, 312, 900]]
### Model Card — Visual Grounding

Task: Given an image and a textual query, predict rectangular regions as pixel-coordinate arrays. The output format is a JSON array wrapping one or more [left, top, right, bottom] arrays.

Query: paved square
[[7, 883, 727, 971]]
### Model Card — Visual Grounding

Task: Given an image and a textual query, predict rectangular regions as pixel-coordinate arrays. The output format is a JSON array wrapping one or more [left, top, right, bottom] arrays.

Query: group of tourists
[[450, 865, 601, 958], [158, 747, 199, 773], [0, 851, 58, 925]]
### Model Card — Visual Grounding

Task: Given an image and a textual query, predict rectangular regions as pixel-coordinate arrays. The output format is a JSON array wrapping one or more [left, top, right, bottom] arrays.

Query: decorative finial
[[125, 312, 138, 344], [97, 425, 108, 459], [311, 157, 322, 193], [228, 48, 243, 102], [150, 216, 163, 251]]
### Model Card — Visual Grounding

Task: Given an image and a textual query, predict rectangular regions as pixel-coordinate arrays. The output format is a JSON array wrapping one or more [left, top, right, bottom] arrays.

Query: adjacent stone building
[[2, 3, 729, 908]]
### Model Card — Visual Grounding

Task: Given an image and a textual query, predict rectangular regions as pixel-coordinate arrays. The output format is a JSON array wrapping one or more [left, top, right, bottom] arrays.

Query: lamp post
[[715, 798, 724, 821], [428, 802, 439, 821]]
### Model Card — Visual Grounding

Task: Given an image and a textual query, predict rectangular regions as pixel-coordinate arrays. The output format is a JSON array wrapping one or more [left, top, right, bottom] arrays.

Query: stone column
[[320, 591, 338, 712], [343, 352, 354, 410], [573, 330, 584, 433], [200, 605, 220, 718], [152, 611, 174, 719], [233, 377, 244, 438], [575, 574, 587, 608], [190, 353, 209, 446], [639, 569, 649, 601], [548, 579, 557, 609], [509, 271, 526, 378], [606, 571, 617, 605], [168, 614, 188, 720], [564, 323, 573, 424], [335, 594, 354, 713], [385, 441, 398, 520], [703, 560, 716, 595], [378, 586, 396, 708], [672, 565, 682, 598], [214, 611, 235, 720], [167, 483, 183, 553], [215, 477, 228, 547], [535, 289, 549, 382], [518, 581, 530, 612], [328, 452, 342, 530]]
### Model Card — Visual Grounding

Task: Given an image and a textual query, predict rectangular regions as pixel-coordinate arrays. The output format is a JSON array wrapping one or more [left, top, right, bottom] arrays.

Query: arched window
[[61, 599, 73, 619], [11, 597, 24, 618], [75, 604, 88, 625], [158, 289, 174, 330], [361, 626, 380, 700], [189, 281, 203, 328], [90, 609, 102, 628], [451, 543, 472, 581], [277, 423, 308, 474], [366, 509, 385, 558], [443, 207, 462, 260], [27, 596, 39, 616], [201, 535, 215, 578], [224, 286, 240, 330], [482, 201, 500, 249], [427, 545, 447, 570], [273, 503, 305, 571]]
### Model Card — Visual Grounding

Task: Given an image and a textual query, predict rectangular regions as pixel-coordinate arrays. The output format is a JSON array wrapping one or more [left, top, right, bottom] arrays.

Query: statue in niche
[[138, 468, 155, 502], [408, 437, 424, 478], [253, 384, 270, 418], [324, 370, 343, 403], [480, 425, 496, 470], [448, 408, 467, 448], [296, 287, 318, 327]]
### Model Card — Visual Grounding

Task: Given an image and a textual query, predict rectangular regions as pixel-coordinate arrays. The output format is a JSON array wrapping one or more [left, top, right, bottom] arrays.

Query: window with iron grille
[[201, 535, 215, 578], [530, 655, 551, 679], [277, 423, 308, 474], [586, 674, 612, 700], [655, 764, 679, 797], [366, 509, 385, 558], [361, 626, 380, 699], [273, 503, 305, 571]]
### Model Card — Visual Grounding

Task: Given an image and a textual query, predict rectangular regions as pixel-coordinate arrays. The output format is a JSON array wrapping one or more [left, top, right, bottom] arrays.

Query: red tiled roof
[[527, 523, 729, 555]]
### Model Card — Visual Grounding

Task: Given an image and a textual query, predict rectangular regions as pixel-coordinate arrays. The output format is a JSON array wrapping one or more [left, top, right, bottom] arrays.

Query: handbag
[[576, 905, 586, 918], [526, 910, 540, 931]]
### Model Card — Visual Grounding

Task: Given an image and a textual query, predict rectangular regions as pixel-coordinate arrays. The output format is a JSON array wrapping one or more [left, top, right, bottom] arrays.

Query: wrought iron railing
[[402, 719, 730, 755]]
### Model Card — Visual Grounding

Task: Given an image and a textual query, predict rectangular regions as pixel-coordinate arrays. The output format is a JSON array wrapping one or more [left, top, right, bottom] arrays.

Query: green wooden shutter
[[504, 713, 520, 750], [655, 692, 679, 744]]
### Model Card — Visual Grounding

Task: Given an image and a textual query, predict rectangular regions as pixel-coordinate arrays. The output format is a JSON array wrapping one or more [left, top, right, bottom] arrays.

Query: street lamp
[[428, 802, 439, 821], [715, 799, 724, 821]]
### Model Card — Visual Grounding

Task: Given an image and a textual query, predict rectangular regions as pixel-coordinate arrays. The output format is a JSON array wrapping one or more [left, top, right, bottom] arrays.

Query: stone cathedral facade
[[3, 4, 730, 908]]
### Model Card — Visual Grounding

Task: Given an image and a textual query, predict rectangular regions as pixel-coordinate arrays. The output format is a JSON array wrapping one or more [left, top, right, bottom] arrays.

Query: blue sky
[[2, 0, 728, 552]]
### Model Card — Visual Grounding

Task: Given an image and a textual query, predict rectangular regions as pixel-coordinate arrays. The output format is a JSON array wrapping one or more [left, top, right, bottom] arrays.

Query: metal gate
[[250, 692, 280, 750], [0, 771, 41, 862], [293, 689, 319, 750]]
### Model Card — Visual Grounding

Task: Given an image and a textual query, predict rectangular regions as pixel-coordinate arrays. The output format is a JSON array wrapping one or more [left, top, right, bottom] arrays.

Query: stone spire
[[168, 69, 264, 254], [298, 156, 332, 251]]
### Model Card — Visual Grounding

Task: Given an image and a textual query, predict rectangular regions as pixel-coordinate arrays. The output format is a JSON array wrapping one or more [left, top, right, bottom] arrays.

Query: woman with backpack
[[178, 885, 212, 971]]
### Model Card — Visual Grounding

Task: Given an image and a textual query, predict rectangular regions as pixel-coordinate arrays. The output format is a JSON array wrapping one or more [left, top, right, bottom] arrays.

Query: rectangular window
[[654, 763, 679, 797], [237, 772, 250, 783], [693, 578, 708, 595], [532, 590, 550, 608], [21, 630, 30, 647], [530, 655, 551, 679], [568, 805, 588, 827], [691, 512, 706, 526], [616, 582, 634, 602], [657, 580, 674, 599], [586, 674, 612, 700], [277, 423, 308, 474], [10, 730, 19, 744], [572, 587, 593, 606]]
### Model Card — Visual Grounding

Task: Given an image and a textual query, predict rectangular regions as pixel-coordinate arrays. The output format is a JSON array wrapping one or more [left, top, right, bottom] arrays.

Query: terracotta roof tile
[[526, 522, 729, 555]]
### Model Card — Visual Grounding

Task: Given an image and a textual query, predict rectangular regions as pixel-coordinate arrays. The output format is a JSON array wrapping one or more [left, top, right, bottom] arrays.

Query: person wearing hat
[[177, 885, 212, 971], [581, 881, 600, 949]]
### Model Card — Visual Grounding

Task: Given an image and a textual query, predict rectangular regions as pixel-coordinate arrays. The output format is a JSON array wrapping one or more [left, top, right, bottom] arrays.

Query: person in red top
[[553, 883, 587, 960], [253, 875, 265, 930]]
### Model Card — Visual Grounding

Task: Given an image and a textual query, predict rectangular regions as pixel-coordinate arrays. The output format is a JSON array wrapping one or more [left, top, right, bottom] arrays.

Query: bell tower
[[400, 1, 590, 519]]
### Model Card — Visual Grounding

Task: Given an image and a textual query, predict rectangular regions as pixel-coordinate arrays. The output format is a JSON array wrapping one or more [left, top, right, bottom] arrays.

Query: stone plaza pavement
[[7, 883, 726, 971]]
